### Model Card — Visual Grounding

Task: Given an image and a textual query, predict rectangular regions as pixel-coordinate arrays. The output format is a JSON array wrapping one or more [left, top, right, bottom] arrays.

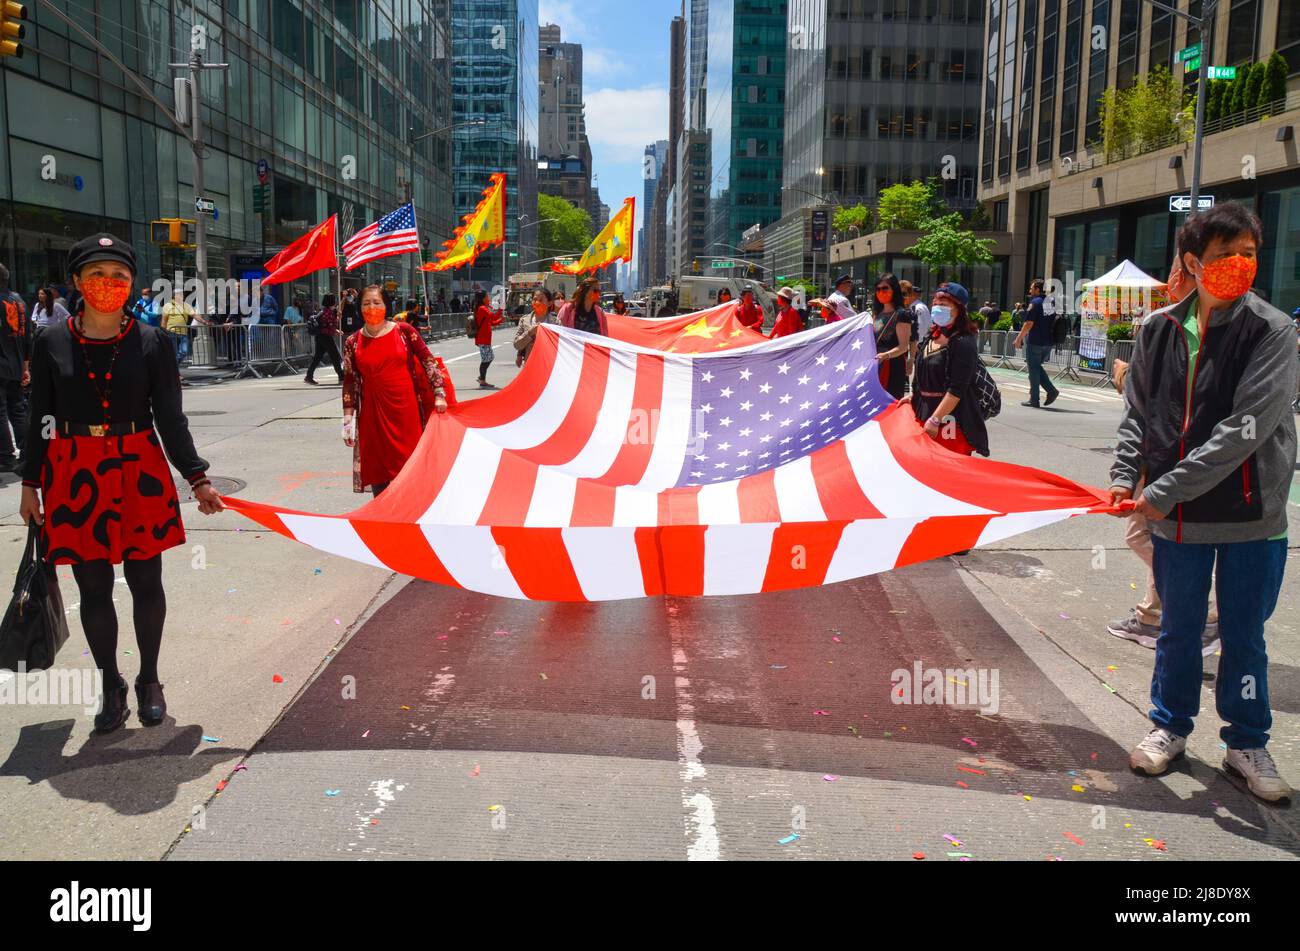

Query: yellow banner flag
[[551, 197, 635, 275], [427, 173, 506, 272]]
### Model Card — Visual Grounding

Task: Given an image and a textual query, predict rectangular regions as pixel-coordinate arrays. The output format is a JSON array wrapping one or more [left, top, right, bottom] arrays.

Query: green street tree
[[537, 193, 594, 258], [905, 212, 996, 281], [833, 203, 873, 236], [876, 181, 939, 230]]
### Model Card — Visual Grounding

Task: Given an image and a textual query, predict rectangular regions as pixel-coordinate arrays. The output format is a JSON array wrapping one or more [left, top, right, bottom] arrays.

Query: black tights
[[478, 360, 491, 381], [71, 557, 166, 687]]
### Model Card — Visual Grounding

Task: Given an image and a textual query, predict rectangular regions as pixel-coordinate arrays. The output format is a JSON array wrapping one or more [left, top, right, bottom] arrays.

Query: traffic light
[[692, 258, 700, 274], [150, 219, 196, 247], [0, 3, 26, 59]]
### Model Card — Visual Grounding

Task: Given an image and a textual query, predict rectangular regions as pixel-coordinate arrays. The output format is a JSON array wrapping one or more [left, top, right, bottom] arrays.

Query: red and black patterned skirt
[[39, 430, 185, 565]]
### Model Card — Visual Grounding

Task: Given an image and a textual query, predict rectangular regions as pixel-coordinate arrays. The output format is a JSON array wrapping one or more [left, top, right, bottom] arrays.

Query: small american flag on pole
[[342, 202, 420, 270]]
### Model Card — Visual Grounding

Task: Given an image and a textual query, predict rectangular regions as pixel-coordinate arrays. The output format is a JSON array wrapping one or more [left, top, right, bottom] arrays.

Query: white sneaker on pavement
[[1201, 621, 1221, 658], [1223, 747, 1292, 803], [1108, 610, 1159, 649], [1129, 727, 1187, 775]]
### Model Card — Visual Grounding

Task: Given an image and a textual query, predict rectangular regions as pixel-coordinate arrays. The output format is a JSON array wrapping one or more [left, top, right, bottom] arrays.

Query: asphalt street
[[1, 329, 1298, 861]]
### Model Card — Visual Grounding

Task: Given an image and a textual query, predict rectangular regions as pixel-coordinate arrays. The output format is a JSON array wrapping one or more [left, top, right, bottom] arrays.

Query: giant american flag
[[342, 203, 420, 270], [226, 303, 1110, 601]]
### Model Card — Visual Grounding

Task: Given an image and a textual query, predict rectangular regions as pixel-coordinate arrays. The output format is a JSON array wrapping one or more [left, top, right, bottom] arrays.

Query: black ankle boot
[[134, 680, 167, 726], [94, 676, 130, 734]]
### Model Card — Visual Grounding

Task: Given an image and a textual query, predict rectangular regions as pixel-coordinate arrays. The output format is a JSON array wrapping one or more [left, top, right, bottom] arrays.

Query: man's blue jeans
[[170, 330, 189, 364], [1026, 343, 1059, 404], [1150, 535, 1287, 748]]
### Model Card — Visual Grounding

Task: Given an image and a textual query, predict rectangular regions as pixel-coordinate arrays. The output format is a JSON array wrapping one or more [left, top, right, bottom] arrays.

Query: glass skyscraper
[[703, 0, 787, 258], [0, 0, 453, 303], [450, 0, 539, 293]]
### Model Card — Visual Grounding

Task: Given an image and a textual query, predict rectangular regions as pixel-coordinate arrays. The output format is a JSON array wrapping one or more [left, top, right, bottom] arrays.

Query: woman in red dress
[[18, 233, 224, 734], [342, 285, 448, 496]]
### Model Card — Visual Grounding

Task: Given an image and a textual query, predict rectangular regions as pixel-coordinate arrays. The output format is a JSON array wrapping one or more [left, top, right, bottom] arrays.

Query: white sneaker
[[1201, 621, 1221, 658], [1223, 747, 1293, 803], [1129, 727, 1187, 775]]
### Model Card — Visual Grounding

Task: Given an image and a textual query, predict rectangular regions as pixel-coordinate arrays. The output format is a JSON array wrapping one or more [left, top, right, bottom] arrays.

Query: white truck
[[646, 276, 777, 322], [506, 272, 578, 320]]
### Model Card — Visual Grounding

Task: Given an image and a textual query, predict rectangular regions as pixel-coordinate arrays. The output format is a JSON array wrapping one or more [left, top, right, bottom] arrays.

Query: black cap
[[834, 273, 853, 288], [68, 232, 138, 278]]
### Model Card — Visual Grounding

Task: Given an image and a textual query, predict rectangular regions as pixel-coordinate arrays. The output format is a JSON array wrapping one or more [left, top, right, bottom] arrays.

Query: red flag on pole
[[262, 215, 338, 286]]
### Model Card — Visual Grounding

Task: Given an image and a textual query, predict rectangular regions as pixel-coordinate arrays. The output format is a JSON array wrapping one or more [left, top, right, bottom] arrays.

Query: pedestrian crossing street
[[988, 368, 1125, 405]]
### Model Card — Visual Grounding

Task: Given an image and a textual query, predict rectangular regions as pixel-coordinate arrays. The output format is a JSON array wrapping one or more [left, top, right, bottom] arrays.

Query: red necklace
[[74, 314, 133, 422]]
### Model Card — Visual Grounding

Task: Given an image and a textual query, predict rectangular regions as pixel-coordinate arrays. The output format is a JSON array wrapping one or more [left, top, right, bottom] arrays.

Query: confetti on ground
[[370, 819, 379, 826], [202, 735, 220, 743], [912, 852, 926, 860], [1064, 832, 1085, 846], [470, 765, 480, 777], [957, 765, 985, 775], [1060, 613, 1070, 619], [832, 636, 842, 643], [362, 730, 370, 738], [234, 764, 247, 772], [961, 737, 978, 747], [1023, 795, 1033, 801], [955, 781, 970, 789], [334, 618, 341, 625], [1106, 665, 1118, 672], [1091, 751, 1099, 761], [1130, 582, 1137, 589], [1102, 683, 1117, 693], [883, 731, 893, 738], [488, 805, 501, 813], [822, 774, 839, 782], [1071, 785, 1085, 792], [124, 650, 133, 656], [1145, 838, 1168, 852], [889, 610, 907, 615], [326, 789, 341, 797], [948, 676, 968, 687], [943, 834, 963, 846], [770, 664, 787, 669], [313, 568, 322, 575], [215, 780, 227, 792], [847, 725, 859, 736], [812, 709, 830, 716], [778, 833, 800, 845], [540, 673, 548, 680], [947, 852, 973, 858], [493, 629, 510, 637], [437, 635, 448, 641], [272, 674, 284, 683], [400, 705, 411, 710]]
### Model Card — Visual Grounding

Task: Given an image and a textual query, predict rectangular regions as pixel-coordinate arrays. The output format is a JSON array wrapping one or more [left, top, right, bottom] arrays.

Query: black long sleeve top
[[20, 318, 209, 486]]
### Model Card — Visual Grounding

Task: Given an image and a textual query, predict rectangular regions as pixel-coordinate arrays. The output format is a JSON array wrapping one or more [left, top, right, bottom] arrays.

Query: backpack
[[972, 361, 1002, 420], [466, 312, 478, 338], [1045, 295, 1068, 346]]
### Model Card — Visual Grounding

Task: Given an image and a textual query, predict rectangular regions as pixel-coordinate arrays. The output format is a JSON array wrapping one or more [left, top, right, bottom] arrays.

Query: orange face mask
[[1197, 254, 1257, 302], [80, 275, 133, 314], [532, 298, 549, 315], [361, 304, 387, 325]]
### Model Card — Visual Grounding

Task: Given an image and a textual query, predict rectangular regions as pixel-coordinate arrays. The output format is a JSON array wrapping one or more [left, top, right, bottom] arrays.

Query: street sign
[[256, 158, 269, 185], [1176, 43, 1201, 63], [1183, 55, 1201, 74], [1207, 66, 1237, 80], [195, 196, 216, 215], [711, 260, 736, 269], [1169, 194, 1215, 213], [252, 183, 269, 213]]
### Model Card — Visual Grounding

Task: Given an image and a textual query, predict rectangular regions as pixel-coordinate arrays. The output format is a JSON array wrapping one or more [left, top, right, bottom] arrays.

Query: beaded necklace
[[74, 313, 133, 422]]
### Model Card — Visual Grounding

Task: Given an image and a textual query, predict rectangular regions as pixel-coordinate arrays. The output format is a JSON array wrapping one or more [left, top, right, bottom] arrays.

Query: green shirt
[[1183, 306, 1287, 542]]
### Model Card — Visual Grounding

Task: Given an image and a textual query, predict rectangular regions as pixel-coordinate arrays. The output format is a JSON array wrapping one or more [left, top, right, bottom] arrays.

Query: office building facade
[[0, 0, 453, 304], [451, 0, 539, 291], [639, 139, 668, 288], [979, 0, 1300, 306]]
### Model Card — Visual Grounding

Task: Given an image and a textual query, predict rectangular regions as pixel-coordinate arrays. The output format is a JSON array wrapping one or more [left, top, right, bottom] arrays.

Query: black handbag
[[0, 523, 70, 672]]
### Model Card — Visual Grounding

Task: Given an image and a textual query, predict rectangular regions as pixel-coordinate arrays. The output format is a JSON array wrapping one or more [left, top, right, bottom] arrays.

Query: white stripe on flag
[[702, 523, 779, 596], [844, 423, 993, 518], [695, 480, 741, 524], [976, 508, 1086, 547], [279, 514, 388, 570], [560, 345, 640, 477], [524, 466, 579, 527], [772, 454, 828, 522], [478, 334, 587, 448], [421, 525, 526, 599], [633, 356, 695, 490], [613, 485, 659, 526], [561, 527, 648, 601], [823, 517, 925, 584], [421, 429, 503, 525]]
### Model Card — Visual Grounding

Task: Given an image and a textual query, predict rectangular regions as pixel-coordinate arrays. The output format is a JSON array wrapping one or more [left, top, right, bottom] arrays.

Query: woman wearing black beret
[[18, 233, 225, 733]]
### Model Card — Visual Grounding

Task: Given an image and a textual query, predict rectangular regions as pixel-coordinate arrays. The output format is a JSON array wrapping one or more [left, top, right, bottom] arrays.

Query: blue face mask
[[931, 305, 955, 329]]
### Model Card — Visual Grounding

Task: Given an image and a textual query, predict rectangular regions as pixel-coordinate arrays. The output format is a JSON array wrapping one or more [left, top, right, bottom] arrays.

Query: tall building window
[[1280, 1, 1300, 74], [983, 0, 1002, 183], [1016, 0, 1039, 170], [1148, 4, 1173, 74], [1058, 0, 1084, 157], [1084, 0, 1111, 145], [1036, 0, 1060, 164], [1227, 0, 1259, 66], [998, 0, 1019, 177], [1115, 0, 1140, 88]]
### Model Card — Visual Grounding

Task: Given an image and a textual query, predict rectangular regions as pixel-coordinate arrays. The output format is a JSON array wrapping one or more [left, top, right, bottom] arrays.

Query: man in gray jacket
[[1110, 203, 1296, 802]]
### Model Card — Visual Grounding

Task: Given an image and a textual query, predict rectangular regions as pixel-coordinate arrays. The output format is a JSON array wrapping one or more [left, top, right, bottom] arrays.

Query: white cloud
[[583, 48, 626, 80], [538, 0, 586, 41], [583, 85, 669, 163]]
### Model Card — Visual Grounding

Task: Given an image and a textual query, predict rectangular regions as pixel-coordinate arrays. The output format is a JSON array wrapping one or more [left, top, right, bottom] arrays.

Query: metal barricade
[[282, 323, 315, 364]]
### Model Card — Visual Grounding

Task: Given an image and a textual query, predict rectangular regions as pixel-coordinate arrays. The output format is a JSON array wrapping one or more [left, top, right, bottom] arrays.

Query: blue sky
[[537, 0, 677, 243]]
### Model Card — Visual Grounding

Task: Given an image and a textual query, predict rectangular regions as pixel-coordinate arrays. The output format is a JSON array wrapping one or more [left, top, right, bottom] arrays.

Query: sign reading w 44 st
[[1169, 194, 1214, 214]]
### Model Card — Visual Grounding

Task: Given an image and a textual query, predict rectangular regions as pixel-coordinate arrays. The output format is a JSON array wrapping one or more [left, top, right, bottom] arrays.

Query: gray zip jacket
[[1110, 290, 1297, 543]]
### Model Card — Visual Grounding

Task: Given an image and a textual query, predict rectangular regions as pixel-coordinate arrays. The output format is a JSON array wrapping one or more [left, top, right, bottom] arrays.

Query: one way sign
[[1169, 194, 1215, 213]]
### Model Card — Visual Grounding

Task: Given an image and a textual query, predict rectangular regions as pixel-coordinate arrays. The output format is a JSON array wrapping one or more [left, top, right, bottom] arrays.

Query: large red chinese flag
[[262, 215, 338, 286]]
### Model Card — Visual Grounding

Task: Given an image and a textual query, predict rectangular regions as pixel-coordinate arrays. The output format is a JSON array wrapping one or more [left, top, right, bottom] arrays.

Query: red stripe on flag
[[878, 404, 1107, 512], [634, 527, 665, 596], [761, 521, 846, 591], [737, 468, 779, 522], [894, 515, 993, 567], [477, 450, 539, 526], [595, 352, 665, 486], [350, 520, 460, 588], [492, 527, 585, 600], [811, 440, 884, 519], [569, 478, 618, 527], [518, 342, 611, 465], [658, 484, 701, 526], [223, 497, 294, 537], [355, 416, 467, 523], [657, 526, 707, 596], [453, 330, 560, 429]]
